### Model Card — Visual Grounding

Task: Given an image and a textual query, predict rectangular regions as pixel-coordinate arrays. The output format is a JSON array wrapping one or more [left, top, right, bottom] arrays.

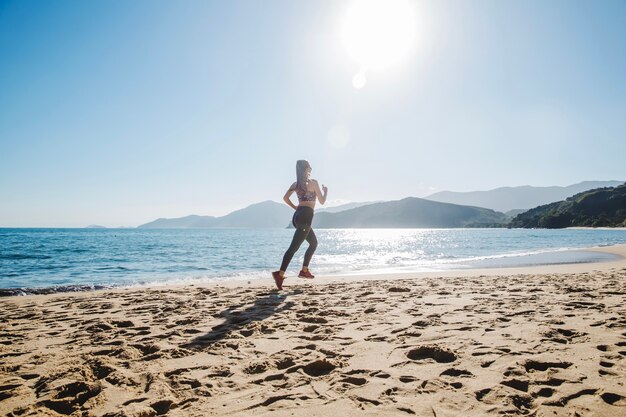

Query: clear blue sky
[[1, 0, 625, 227]]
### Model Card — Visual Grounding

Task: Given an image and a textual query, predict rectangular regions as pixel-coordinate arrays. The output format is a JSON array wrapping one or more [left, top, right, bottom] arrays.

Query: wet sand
[[1, 245, 626, 416]]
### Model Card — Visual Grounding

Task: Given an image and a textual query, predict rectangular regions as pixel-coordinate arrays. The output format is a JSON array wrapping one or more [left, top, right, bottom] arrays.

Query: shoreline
[[1, 245, 625, 415], [2, 244, 626, 298], [566, 227, 626, 230]]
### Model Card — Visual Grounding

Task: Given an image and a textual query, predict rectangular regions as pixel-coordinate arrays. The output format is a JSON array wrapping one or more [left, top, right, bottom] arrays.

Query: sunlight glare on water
[[1, 228, 626, 291]]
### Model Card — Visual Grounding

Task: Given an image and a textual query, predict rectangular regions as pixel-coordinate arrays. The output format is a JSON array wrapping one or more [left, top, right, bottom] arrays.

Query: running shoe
[[298, 270, 315, 279], [272, 271, 284, 290]]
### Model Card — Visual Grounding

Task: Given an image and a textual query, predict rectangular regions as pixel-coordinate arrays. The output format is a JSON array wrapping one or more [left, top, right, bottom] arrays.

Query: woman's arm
[[283, 183, 298, 210], [312, 180, 328, 205]]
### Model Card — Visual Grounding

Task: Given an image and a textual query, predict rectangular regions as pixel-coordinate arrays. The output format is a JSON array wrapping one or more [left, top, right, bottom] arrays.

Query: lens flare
[[352, 68, 367, 89], [328, 125, 351, 149]]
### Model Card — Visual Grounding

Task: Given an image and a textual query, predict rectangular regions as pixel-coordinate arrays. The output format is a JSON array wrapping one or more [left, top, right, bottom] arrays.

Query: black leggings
[[280, 206, 318, 272]]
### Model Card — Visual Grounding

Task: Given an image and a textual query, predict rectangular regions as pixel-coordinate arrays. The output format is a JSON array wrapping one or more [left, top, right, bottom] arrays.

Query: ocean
[[1, 228, 625, 293]]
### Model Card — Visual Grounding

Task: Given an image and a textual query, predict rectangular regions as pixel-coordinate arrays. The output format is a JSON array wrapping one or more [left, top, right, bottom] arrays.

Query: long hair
[[295, 160, 310, 194]]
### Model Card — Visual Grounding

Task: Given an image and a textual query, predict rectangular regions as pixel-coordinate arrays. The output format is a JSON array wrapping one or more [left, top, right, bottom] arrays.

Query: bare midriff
[[298, 201, 316, 209]]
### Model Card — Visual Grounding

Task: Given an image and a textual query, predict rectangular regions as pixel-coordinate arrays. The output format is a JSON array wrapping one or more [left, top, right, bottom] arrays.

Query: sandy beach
[[1, 246, 625, 416]]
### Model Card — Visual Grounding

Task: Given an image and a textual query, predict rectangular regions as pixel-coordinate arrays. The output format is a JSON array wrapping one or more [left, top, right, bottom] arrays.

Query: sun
[[341, 0, 416, 88]]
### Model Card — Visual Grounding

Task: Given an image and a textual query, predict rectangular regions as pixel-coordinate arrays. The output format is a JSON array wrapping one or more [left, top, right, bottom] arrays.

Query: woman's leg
[[280, 226, 310, 272], [302, 228, 318, 268]]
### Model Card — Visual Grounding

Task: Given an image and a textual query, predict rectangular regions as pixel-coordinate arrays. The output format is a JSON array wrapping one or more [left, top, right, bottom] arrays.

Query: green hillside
[[509, 183, 626, 228], [313, 197, 508, 228]]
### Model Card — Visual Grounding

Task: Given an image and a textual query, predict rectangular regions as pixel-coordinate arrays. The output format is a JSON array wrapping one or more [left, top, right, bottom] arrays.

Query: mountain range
[[138, 198, 506, 229], [138, 201, 294, 228], [137, 180, 623, 229], [424, 181, 623, 213], [137, 201, 381, 229], [316, 201, 382, 213], [312, 198, 506, 228]]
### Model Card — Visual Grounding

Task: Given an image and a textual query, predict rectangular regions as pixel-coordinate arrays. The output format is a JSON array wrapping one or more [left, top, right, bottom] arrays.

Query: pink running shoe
[[298, 270, 315, 279], [272, 271, 284, 290]]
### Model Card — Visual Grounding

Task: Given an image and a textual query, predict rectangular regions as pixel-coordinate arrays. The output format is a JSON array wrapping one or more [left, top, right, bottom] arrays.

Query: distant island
[[510, 183, 626, 228], [86, 225, 107, 229]]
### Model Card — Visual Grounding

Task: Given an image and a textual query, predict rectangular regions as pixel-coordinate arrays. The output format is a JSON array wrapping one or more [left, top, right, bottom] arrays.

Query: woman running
[[272, 160, 328, 290]]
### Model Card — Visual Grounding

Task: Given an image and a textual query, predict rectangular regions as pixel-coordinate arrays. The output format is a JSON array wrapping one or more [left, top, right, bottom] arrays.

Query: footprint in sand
[[475, 385, 534, 412], [338, 376, 368, 386], [243, 361, 270, 375], [388, 287, 411, 293], [300, 359, 338, 377], [169, 375, 203, 390], [500, 378, 530, 393], [523, 360, 572, 372], [130, 343, 160, 357], [112, 320, 135, 328], [297, 315, 328, 324], [601, 392, 626, 406], [440, 368, 473, 377], [87, 357, 116, 380], [534, 387, 554, 398], [599, 360, 615, 368], [39, 381, 102, 415], [544, 388, 598, 407], [541, 328, 586, 344], [149, 399, 175, 415], [273, 355, 297, 370], [406, 345, 457, 363], [365, 334, 388, 342], [599, 368, 618, 376], [0, 383, 23, 401]]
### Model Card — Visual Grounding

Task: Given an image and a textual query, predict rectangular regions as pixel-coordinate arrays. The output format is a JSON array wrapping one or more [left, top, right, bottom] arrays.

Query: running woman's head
[[296, 160, 311, 192]]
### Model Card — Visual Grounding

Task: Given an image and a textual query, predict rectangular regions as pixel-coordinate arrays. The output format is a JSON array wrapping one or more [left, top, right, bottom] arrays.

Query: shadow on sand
[[182, 290, 298, 349]]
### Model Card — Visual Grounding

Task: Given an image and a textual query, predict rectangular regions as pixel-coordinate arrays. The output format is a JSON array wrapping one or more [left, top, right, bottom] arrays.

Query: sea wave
[[2, 228, 626, 294], [0, 284, 113, 297], [0, 253, 52, 260]]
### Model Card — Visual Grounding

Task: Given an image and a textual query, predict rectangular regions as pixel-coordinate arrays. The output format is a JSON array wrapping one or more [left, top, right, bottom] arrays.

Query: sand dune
[[1, 251, 626, 416]]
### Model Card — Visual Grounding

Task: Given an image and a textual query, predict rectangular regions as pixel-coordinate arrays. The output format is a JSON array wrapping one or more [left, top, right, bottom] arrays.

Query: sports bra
[[291, 182, 316, 202], [297, 189, 316, 202]]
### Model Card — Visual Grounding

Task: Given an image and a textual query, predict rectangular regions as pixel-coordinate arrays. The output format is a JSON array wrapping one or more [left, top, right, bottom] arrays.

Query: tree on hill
[[509, 183, 626, 228]]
